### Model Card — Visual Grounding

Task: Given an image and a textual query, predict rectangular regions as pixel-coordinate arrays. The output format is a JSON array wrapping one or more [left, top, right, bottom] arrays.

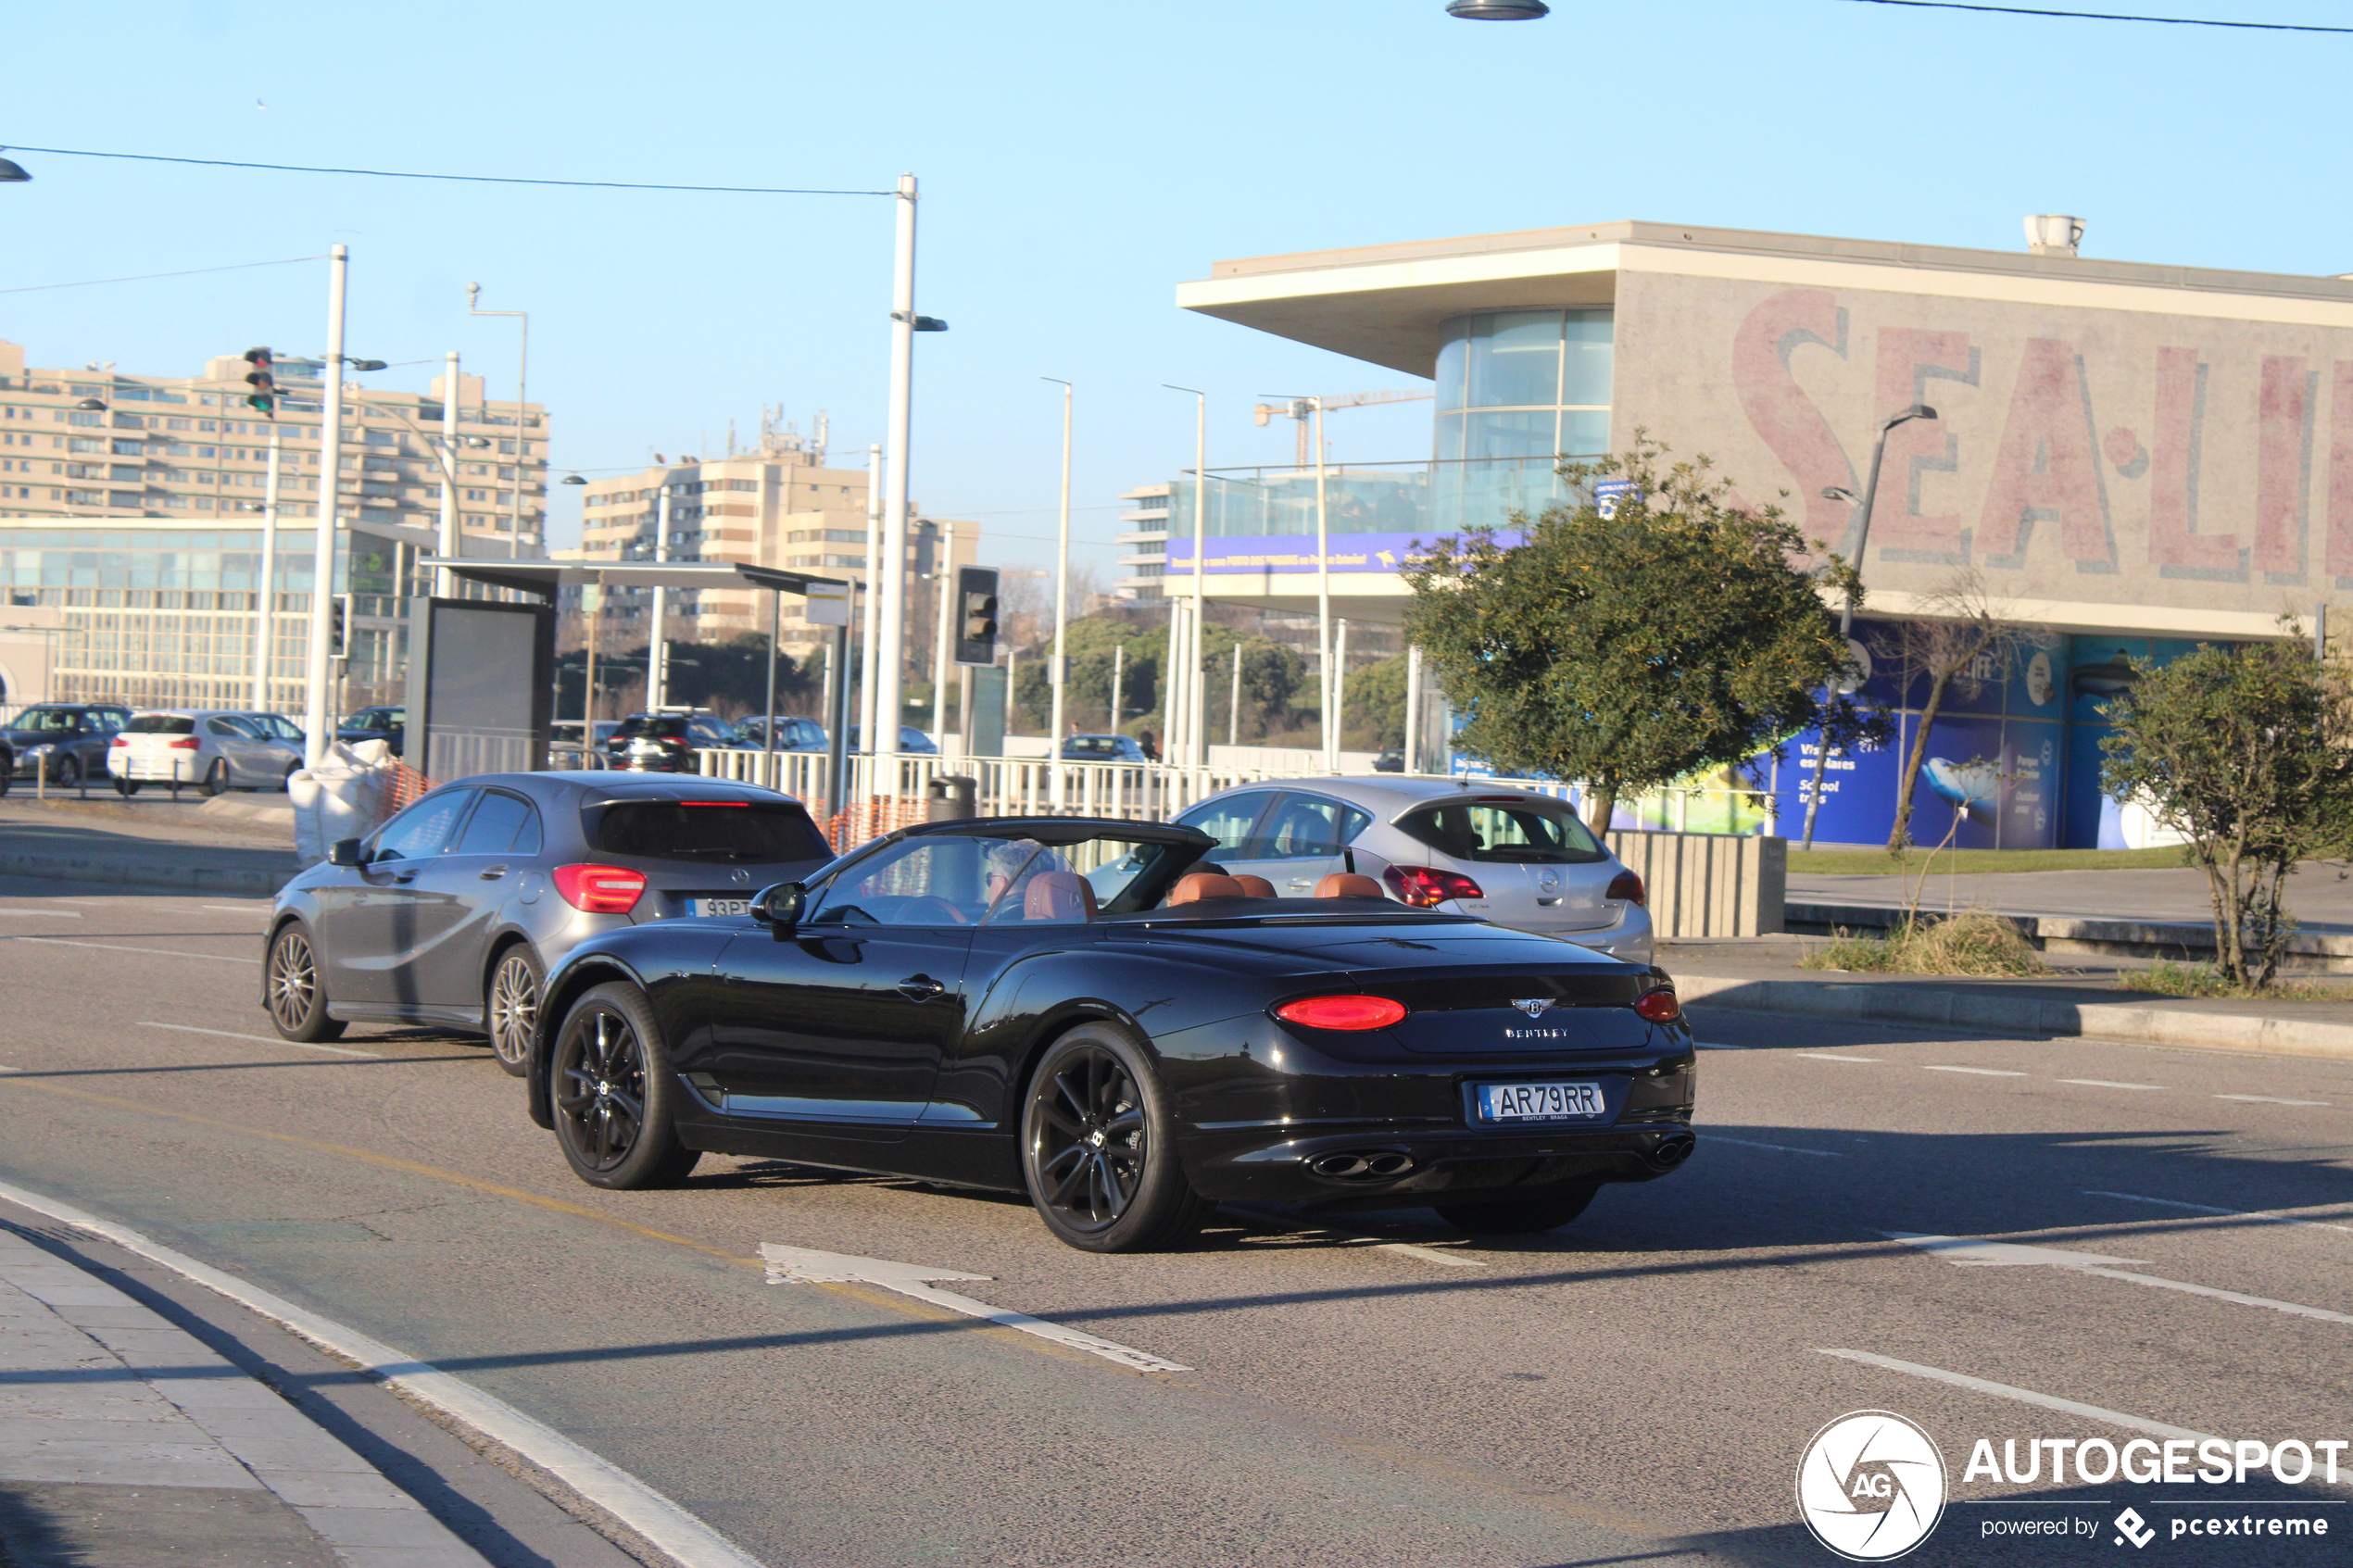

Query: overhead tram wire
[[1835, 0, 2353, 32], [0, 145, 891, 196], [0, 255, 325, 295]]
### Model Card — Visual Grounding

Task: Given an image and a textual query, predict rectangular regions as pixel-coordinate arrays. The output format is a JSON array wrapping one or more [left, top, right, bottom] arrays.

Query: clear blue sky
[[5, 0, 2347, 572]]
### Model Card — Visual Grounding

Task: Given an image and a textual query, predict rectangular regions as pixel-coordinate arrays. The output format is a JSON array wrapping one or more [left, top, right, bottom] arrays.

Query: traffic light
[[329, 594, 350, 659], [242, 346, 276, 419], [953, 566, 1000, 667]]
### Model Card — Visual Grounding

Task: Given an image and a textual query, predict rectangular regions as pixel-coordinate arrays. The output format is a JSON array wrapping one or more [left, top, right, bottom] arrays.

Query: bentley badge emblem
[[1512, 997, 1553, 1018]]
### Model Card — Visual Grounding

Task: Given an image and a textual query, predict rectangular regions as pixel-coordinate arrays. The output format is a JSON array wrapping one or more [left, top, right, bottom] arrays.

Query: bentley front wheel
[[1020, 1023, 1210, 1254], [550, 983, 698, 1189]]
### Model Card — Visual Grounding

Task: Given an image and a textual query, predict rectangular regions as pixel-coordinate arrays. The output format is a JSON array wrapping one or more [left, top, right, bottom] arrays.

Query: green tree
[[1403, 435, 1883, 830], [1343, 655, 1409, 750], [2098, 637, 2353, 989]]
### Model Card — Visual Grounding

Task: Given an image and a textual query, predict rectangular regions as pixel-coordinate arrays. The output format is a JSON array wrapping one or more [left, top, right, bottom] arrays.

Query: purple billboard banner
[[1168, 532, 1523, 575]]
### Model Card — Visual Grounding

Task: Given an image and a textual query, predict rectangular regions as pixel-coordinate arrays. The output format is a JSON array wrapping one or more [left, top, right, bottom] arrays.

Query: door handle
[[896, 974, 947, 1002], [479, 865, 509, 880]]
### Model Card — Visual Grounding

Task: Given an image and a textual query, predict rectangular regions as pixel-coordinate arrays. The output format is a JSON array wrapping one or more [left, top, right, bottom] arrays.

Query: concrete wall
[[1606, 828, 1786, 940], [1615, 267, 2353, 636]]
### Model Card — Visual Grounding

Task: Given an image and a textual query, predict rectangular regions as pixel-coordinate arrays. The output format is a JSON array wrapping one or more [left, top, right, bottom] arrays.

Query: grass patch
[[1799, 910, 2052, 977], [2115, 961, 2347, 1002], [1788, 846, 2189, 876]]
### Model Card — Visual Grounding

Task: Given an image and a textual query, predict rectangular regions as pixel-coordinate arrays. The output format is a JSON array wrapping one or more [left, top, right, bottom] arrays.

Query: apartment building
[[1113, 482, 1172, 603], [0, 340, 549, 709], [564, 423, 976, 661]]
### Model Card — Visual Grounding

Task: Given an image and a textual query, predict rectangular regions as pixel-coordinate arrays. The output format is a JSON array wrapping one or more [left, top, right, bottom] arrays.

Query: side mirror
[[327, 838, 365, 868], [751, 881, 807, 935]]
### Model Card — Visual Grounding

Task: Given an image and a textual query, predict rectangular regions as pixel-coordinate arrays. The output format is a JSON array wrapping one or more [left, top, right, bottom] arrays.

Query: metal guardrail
[[691, 747, 1290, 822]]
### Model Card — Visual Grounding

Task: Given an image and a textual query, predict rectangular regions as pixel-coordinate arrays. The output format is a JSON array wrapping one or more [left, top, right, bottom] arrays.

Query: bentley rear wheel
[[265, 924, 346, 1043], [1020, 1023, 1210, 1253], [1434, 1185, 1600, 1236], [551, 982, 698, 1189]]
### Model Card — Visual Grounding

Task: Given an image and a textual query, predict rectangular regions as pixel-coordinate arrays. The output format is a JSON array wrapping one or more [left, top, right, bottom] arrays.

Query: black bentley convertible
[[525, 817, 1697, 1252]]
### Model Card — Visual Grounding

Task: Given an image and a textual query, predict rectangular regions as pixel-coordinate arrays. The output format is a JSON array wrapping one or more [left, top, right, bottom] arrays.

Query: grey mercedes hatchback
[[260, 772, 833, 1072]]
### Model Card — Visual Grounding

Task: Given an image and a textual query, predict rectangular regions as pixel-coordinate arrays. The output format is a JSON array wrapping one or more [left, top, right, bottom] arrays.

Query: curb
[[0, 850, 295, 897], [1675, 972, 2353, 1063], [1786, 901, 2353, 966]]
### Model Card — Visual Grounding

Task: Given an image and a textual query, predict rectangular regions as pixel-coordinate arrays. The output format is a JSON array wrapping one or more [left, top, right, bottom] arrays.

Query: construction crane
[[1254, 390, 1432, 467]]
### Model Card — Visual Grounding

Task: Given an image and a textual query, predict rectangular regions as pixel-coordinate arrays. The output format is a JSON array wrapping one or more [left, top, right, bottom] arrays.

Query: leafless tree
[[1882, 571, 2046, 854]]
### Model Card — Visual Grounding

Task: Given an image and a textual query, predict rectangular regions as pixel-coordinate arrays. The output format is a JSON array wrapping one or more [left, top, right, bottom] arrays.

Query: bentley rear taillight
[[553, 863, 648, 914], [1382, 864, 1482, 908], [1275, 995, 1408, 1031], [1605, 870, 1646, 906], [1633, 988, 1681, 1024]]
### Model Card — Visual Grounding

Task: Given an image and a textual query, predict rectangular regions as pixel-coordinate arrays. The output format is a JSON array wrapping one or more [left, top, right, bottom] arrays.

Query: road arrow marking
[[759, 1243, 1191, 1374]]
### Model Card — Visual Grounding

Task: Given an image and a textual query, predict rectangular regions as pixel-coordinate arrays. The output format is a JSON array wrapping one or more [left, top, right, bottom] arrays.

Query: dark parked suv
[[604, 709, 736, 772], [259, 772, 834, 1072], [0, 704, 132, 789]]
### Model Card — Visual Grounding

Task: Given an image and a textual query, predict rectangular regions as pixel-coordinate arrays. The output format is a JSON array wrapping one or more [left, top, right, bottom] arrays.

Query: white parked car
[[109, 709, 302, 797], [1171, 776, 1655, 965]]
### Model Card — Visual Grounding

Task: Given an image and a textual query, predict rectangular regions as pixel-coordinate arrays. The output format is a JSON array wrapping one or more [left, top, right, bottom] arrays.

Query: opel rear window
[[1398, 798, 1606, 863], [125, 714, 196, 734], [587, 798, 826, 862]]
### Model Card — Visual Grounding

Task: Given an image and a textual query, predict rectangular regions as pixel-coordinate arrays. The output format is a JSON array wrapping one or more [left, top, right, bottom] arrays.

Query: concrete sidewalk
[[0, 798, 304, 897], [0, 1223, 489, 1568], [1664, 935, 2353, 1061]]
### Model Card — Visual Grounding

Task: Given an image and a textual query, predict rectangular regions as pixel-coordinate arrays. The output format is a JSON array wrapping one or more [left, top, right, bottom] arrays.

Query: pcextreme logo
[[1797, 1411, 1948, 1561]]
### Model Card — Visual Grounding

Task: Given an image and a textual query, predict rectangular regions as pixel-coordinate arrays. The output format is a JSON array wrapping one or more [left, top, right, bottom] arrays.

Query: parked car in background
[[1172, 776, 1653, 965], [0, 704, 132, 790], [604, 709, 736, 772], [336, 706, 406, 757], [241, 712, 308, 751], [1060, 733, 1148, 762], [1372, 748, 1404, 773], [733, 716, 827, 752], [844, 725, 939, 755], [110, 710, 302, 797], [259, 772, 834, 1073]]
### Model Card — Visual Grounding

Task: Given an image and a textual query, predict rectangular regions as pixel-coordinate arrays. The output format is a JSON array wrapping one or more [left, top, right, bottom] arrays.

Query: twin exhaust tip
[[1308, 1149, 1417, 1182], [1650, 1133, 1696, 1169]]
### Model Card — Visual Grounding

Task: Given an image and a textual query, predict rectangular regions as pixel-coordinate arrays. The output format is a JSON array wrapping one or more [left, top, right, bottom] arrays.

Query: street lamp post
[[247, 427, 281, 709], [860, 443, 882, 752], [434, 350, 459, 594], [1312, 396, 1334, 771], [465, 284, 532, 558], [648, 480, 673, 709], [1042, 377, 1073, 808], [875, 173, 927, 772], [930, 520, 956, 746], [1797, 403, 1938, 849], [1162, 384, 1207, 770], [302, 245, 348, 769]]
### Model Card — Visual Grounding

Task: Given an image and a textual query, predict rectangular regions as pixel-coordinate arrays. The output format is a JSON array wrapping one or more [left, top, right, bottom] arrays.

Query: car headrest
[[1315, 872, 1388, 900], [1023, 870, 1097, 922], [1230, 874, 1277, 898], [1170, 872, 1244, 905]]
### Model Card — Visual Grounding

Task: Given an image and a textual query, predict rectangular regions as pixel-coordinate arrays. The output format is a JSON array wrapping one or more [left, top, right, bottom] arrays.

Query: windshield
[[1399, 799, 1606, 863], [1063, 736, 1126, 757], [586, 798, 826, 862], [126, 714, 196, 734], [611, 715, 688, 742], [809, 832, 1189, 927], [344, 709, 402, 732]]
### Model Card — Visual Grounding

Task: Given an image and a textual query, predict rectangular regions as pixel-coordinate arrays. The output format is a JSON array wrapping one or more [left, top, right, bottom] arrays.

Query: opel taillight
[[553, 863, 648, 914], [1382, 864, 1483, 908], [1605, 870, 1646, 906], [1275, 995, 1408, 1031]]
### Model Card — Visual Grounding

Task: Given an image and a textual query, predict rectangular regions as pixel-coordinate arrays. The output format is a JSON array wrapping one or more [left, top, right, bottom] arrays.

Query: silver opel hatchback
[[1171, 776, 1654, 964]]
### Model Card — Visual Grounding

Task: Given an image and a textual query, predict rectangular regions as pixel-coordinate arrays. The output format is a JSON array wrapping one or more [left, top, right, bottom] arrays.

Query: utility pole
[[1229, 643, 1242, 749], [1044, 376, 1073, 807], [875, 174, 919, 769], [1162, 384, 1209, 770], [930, 521, 955, 746], [302, 245, 347, 769], [249, 426, 281, 710], [1314, 397, 1334, 771], [434, 350, 459, 594], [648, 480, 672, 709], [860, 443, 882, 749], [465, 284, 528, 558]]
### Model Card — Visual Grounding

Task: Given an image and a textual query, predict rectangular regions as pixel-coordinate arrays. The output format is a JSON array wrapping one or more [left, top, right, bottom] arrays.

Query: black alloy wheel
[[265, 924, 346, 1043], [550, 983, 698, 1188], [1020, 1023, 1211, 1253], [1435, 1184, 1601, 1236], [484, 945, 542, 1078], [199, 759, 228, 797]]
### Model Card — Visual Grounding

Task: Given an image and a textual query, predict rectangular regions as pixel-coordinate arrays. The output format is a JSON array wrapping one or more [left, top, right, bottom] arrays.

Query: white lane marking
[[1, 935, 259, 964], [761, 1243, 1190, 1374], [2059, 1079, 2167, 1090], [0, 1177, 768, 1568], [1922, 1065, 2026, 1076], [1793, 1053, 1881, 1064], [2086, 1189, 2353, 1237], [1375, 1242, 1485, 1268], [0, 909, 82, 917], [1709, 1135, 1844, 1159], [1817, 1349, 2218, 1444], [137, 1021, 380, 1061], [1885, 1231, 2353, 1326], [0, 1065, 17, 1073], [1882, 1232, 2150, 1268], [2217, 1094, 2331, 1107]]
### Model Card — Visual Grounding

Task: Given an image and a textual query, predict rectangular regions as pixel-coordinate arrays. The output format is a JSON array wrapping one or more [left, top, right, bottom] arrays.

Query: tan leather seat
[[1315, 872, 1387, 900], [1023, 870, 1098, 922], [1169, 872, 1244, 905], [1230, 874, 1277, 898]]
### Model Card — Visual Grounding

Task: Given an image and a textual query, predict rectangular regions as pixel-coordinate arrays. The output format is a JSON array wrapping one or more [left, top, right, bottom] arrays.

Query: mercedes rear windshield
[[586, 797, 826, 862]]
